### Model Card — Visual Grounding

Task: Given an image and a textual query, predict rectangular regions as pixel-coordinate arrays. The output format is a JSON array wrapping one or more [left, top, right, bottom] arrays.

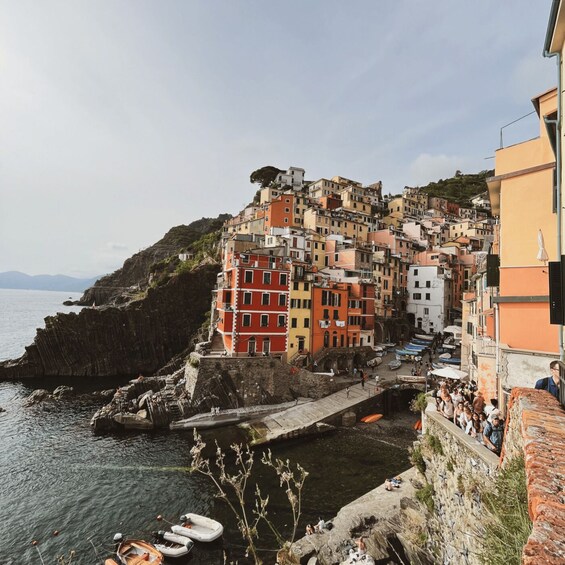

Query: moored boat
[[115, 537, 163, 565], [153, 530, 194, 558], [360, 413, 383, 423], [172, 513, 224, 543], [441, 357, 461, 365], [397, 375, 427, 384], [414, 333, 434, 341], [388, 360, 402, 370]]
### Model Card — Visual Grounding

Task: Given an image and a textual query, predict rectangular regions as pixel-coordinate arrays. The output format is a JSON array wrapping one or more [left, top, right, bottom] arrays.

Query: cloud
[[107, 242, 128, 251], [512, 51, 555, 103], [408, 153, 476, 187]]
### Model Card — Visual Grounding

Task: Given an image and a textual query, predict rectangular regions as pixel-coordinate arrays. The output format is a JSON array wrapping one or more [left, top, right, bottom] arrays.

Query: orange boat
[[116, 539, 163, 565], [360, 413, 383, 423]]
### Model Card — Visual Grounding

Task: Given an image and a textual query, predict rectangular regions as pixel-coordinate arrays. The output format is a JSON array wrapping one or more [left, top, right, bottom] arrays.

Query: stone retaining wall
[[185, 353, 343, 410], [503, 388, 565, 565], [420, 402, 499, 565]]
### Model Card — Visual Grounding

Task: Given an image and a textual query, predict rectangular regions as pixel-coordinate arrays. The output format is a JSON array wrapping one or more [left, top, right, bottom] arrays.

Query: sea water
[[0, 289, 413, 564]]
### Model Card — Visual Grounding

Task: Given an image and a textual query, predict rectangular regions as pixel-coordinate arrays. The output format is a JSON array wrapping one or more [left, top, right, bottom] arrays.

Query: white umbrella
[[537, 228, 549, 263], [443, 325, 462, 336], [430, 366, 468, 380]]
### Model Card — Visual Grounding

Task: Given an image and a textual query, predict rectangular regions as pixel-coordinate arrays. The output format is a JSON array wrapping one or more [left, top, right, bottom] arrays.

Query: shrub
[[415, 483, 435, 512], [479, 456, 532, 565], [410, 392, 429, 413], [426, 434, 444, 456], [410, 444, 426, 475]]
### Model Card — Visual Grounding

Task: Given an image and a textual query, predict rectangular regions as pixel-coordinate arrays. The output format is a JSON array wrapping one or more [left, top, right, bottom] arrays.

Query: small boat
[[442, 343, 457, 350], [367, 356, 382, 368], [439, 352, 452, 360], [172, 513, 224, 543], [115, 538, 163, 565], [153, 530, 194, 558], [405, 343, 428, 351], [398, 375, 427, 384], [411, 338, 432, 346], [360, 413, 383, 423], [441, 357, 461, 365], [414, 334, 434, 341], [388, 360, 402, 370]]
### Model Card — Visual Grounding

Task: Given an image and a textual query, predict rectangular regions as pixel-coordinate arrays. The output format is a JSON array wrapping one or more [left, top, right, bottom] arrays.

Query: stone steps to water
[[242, 382, 381, 445]]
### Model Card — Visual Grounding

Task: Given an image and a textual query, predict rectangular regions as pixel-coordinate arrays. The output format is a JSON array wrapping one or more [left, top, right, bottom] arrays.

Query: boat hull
[[360, 413, 383, 423], [172, 513, 224, 543]]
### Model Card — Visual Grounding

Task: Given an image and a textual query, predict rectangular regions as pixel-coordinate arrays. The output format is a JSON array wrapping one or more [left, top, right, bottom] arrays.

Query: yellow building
[[287, 266, 313, 360], [303, 207, 368, 241]]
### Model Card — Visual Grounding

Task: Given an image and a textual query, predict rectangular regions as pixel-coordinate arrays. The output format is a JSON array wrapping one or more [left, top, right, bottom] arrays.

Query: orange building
[[264, 194, 295, 232], [485, 87, 558, 405], [311, 283, 348, 353]]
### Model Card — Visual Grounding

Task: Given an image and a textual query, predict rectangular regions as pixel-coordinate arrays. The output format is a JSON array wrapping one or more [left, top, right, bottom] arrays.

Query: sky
[[0, 0, 557, 277]]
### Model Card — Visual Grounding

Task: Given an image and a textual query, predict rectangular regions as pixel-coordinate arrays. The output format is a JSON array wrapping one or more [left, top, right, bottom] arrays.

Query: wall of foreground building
[[418, 390, 565, 565], [503, 388, 565, 565]]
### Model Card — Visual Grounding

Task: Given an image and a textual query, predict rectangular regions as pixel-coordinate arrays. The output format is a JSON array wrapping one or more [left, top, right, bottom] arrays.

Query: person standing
[[359, 369, 365, 388], [535, 360, 561, 400], [483, 415, 504, 455]]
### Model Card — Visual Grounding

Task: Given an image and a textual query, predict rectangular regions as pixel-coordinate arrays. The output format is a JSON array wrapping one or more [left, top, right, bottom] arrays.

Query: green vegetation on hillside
[[480, 456, 532, 565], [416, 170, 493, 207]]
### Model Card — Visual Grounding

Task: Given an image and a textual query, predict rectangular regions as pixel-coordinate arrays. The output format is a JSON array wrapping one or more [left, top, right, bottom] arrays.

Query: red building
[[311, 283, 349, 352], [216, 250, 290, 357]]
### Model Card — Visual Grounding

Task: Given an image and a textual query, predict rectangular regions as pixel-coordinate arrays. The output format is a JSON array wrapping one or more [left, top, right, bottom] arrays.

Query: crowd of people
[[433, 380, 504, 455]]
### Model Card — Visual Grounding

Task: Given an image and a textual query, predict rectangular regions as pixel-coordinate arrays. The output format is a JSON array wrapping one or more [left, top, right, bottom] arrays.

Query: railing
[[559, 361, 565, 408]]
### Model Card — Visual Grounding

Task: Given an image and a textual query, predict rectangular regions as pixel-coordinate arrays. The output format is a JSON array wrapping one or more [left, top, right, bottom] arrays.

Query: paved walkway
[[241, 380, 383, 445]]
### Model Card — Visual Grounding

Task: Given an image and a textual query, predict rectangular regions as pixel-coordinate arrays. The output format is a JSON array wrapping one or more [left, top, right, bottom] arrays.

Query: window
[[413, 293, 422, 300], [323, 308, 329, 319], [279, 294, 287, 306], [262, 293, 270, 305], [245, 270, 253, 283], [304, 282, 309, 291], [293, 282, 299, 291], [414, 269, 418, 276], [278, 315, 285, 327], [243, 314, 251, 327], [426, 293, 431, 300], [280, 273, 288, 286], [333, 310, 339, 320], [424, 307, 429, 315], [243, 292, 252, 305], [290, 298, 300, 308], [241, 254, 249, 263], [260, 314, 269, 327], [263, 271, 271, 284], [303, 299, 311, 309], [415, 281, 419, 288], [304, 318, 310, 328], [426, 281, 431, 288], [291, 318, 297, 328]]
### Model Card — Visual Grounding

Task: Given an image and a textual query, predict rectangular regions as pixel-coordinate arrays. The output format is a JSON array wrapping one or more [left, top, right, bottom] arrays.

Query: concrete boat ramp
[[240, 382, 384, 446]]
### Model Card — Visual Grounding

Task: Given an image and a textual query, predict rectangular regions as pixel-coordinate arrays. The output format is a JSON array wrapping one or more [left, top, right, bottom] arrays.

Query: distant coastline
[[0, 271, 101, 293]]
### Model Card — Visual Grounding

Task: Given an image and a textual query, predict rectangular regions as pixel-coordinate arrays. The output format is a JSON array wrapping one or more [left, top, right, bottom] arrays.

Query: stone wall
[[185, 353, 343, 411], [503, 388, 565, 565], [418, 402, 499, 565]]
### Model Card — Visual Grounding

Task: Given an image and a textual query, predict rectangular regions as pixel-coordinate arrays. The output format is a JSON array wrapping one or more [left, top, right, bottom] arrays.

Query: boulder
[[25, 389, 51, 406], [53, 385, 74, 399], [0, 406, 5, 413], [114, 412, 154, 430]]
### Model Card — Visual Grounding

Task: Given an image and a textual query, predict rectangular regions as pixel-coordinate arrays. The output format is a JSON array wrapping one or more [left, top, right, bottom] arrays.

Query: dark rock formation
[[91, 371, 193, 432], [0, 264, 220, 379], [76, 215, 229, 307]]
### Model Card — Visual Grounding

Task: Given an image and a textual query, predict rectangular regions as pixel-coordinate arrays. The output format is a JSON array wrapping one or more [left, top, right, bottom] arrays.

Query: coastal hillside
[[416, 169, 493, 206], [0, 271, 100, 292], [78, 214, 230, 306], [0, 215, 229, 379]]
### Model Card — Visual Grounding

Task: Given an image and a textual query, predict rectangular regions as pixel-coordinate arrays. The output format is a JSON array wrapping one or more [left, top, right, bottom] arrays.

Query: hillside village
[[208, 166, 493, 366]]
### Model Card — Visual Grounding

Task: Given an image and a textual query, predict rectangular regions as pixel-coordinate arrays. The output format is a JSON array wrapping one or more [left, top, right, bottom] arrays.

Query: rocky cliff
[[0, 264, 220, 379], [0, 214, 230, 380], [77, 215, 229, 307]]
